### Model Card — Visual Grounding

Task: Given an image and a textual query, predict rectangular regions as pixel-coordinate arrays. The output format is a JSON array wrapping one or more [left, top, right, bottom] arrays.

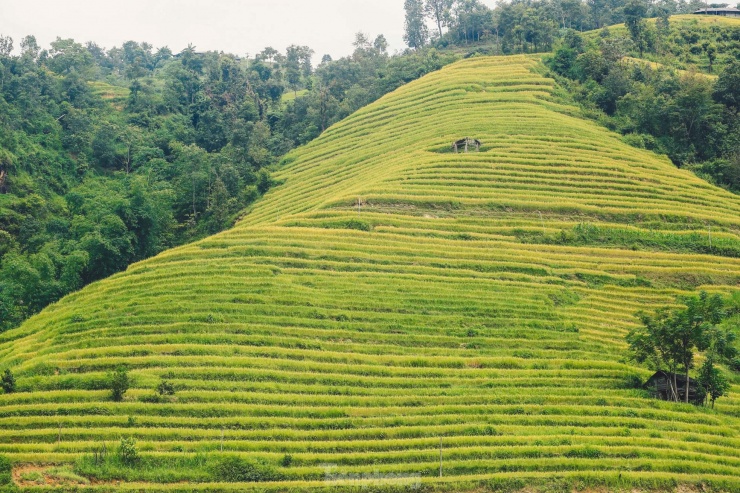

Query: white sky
[[1, 0, 497, 61]]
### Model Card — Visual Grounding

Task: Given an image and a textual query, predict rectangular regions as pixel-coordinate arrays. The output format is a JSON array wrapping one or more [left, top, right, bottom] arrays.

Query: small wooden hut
[[452, 137, 481, 153], [692, 7, 740, 17], [644, 371, 703, 404]]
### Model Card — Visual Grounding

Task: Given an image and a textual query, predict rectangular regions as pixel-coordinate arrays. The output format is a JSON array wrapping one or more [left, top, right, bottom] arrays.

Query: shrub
[[211, 456, 279, 482], [118, 437, 139, 467], [256, 170, 274, 194], [0, 454, 11, 485], [109, 367, 130, 402], [1, 370, 15, 394], [156, 380, 176, 396], [342, 219, 371, 232], [280, 454, 293, 467], [622, 373, 645, 389]]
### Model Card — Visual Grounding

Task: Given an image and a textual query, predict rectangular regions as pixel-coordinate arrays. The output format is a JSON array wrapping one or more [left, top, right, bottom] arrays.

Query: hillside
[[1, 55, 740, 491]]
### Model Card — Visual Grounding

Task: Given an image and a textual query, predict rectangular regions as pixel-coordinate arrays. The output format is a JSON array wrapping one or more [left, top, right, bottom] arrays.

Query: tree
[[425, 0, 454, 38], [697, 321, 738, 407], [668, 73, 724, 163], [156, 380, 176, 396], [118, 437, 140, 466], [47, 37, 95, 76], [20, 35, 40, 60], [629, 292, 736, 404], [0, 36, 12, 57], [1, 369, 15, 393], [285, 45, 313, 95], [703, 42, 717, 74], [697, 359, 729, 408], [404, 0, 429, 49], [714, 59, 740, 111], [109, 366, 130, 401], [374, 35, 389, 55], [453, 0, 492, 45], [628, 307, 685, 401], [624, 0, 648, 56], [671, 292, 723, 402]]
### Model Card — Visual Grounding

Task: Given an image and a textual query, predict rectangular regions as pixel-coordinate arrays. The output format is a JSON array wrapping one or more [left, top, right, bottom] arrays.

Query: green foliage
[[516, 222, 740, 257], [629, 291, 737, 404], [548, 18, 739, 187], [714, 59, 740, 111], [280, 454, 293, 467], [623, 0, 651, 56], [404, 0, 429, 49], [156, 380, 175, 396], [0, 370, 15, 394], [210, 455, 279, 482], [697, 358, 730, 408], [117, 437, 139, 467], [108, 367, 130, 402], [0, 455, 11, 485], [622, 373, 645, 390]]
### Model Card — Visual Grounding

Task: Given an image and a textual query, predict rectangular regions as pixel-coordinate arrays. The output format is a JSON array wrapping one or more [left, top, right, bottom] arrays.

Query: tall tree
[[713, 59, 740, 111], [425, 0, 454, 38], [0, 36, 12, 57], [624, 0, 648, 56], [628, 292, 734, 404], [404, 0, 429, 49], [628, 307, 685, 401]]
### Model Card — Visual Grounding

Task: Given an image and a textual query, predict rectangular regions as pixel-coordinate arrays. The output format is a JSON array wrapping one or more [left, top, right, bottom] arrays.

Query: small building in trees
[[692, 7, 740, 17], [644, 371, 703, 404]]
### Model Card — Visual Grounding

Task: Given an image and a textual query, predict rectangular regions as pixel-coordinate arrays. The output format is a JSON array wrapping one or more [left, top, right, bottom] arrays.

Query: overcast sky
[[1, 0, 497, 61]]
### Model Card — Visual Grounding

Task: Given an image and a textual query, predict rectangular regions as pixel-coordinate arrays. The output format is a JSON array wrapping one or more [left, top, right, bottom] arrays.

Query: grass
[[88, 81, 130, 110], [1, 54, 739, 491], [282, 89, 309, 104]]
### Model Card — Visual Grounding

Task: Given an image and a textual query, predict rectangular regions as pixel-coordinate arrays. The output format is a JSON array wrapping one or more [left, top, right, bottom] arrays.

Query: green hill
[[1, 55, 740, 492]]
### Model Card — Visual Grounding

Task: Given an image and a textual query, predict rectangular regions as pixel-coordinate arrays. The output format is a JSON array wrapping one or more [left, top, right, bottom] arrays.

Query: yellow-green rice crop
[[1, 54, 740, 491]]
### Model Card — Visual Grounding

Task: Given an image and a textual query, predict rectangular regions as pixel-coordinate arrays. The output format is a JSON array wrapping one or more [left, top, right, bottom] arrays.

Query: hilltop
[[1, 54, 740, 492]]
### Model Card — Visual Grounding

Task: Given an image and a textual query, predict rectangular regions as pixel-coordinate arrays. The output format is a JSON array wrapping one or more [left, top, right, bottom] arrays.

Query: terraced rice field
[[2, 55, 740, 492]]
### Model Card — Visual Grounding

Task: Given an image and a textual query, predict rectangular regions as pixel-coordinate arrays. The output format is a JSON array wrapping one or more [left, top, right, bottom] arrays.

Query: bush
[[0, 370, 15, 394], [211, 456, 279, 482], [156, 380, 175, 396], [280, 454, 293, 467], [109, 367, 130, 402], [118, 437, 139, 467], [256, 170, 274, 195], [0, 454, 11, 485], [623, 373, 645, 389]]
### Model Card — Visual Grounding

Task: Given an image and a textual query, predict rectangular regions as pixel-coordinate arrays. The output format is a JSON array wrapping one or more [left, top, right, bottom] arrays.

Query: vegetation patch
[[515, 223, 740, 257]]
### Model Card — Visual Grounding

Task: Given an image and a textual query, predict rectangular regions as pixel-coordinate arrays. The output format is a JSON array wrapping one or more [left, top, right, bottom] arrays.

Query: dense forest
[[546, 14, 739, 176], [0, 0, 739, 332]]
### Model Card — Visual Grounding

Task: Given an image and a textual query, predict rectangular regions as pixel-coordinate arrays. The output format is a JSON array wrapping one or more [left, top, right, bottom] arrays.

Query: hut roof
[[692, 7, 740, 14], [645, 370, 692, 386]]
